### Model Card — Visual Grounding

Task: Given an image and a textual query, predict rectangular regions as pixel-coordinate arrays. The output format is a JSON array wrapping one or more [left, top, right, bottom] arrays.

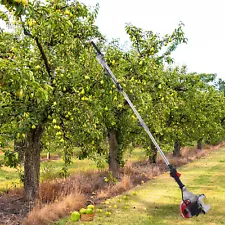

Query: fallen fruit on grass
[[96, 208, 103, 213], [113, 204, 117, 208], [132, 191, 138, 195], [71, 211, 80, 222], [105, 211, 111, 217]]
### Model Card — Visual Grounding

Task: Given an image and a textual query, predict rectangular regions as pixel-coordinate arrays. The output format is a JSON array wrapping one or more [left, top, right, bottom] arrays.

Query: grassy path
[[56, 146, 225, 225]]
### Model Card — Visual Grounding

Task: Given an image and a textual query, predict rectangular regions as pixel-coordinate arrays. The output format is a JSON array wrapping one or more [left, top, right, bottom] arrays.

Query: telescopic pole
[[91, 42, 211, 218], [91, 41, 185, 189]]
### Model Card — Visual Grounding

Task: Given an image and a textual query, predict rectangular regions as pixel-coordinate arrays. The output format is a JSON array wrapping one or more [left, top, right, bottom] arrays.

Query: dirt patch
[[0, 142, 224, 224], [0, 192, 29, 225]]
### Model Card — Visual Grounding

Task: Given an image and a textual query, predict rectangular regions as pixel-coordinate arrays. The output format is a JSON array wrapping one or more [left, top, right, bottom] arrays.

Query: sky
[[81, 0, 225, 80]]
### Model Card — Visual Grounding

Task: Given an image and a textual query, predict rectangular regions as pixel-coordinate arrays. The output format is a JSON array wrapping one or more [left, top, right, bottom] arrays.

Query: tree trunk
[[148, 142, 157, 164], [108, 129, 120, 176], [24, 124, 43, 202], [197, 139, 203, 150], [47, 152, 51, 160], [173, 141, 181, 157]]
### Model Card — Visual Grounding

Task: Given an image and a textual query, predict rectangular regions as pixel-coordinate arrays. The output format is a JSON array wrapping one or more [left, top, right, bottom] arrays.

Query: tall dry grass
[[23, 193, 86, 225]]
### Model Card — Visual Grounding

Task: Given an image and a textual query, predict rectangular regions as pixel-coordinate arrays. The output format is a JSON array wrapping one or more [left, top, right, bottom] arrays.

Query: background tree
[[0, 0, 102, 201]]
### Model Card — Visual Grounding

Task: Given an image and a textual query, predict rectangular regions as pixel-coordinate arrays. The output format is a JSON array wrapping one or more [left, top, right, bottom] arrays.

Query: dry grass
[[23, 193, 86, 225], [18, 141, 225, 225], [97, 176, 132, 199]]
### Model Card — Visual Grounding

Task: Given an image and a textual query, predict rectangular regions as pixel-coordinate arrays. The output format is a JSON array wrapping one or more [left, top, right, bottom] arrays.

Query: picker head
[[180, 187, 210, 218], [170, 165, 210, 218]]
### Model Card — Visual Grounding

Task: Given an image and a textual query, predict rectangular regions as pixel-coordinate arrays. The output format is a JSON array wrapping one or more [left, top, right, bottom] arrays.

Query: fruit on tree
[[16, 89, 23, 98], [21, 0, 28, 5]]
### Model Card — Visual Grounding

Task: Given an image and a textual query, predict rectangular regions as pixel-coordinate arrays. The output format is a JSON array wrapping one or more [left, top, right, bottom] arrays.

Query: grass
[[0, 147, 146, 192], [40, 158, 98, 181], [0, 151, 22, 191], [0, 148, 99, 192], [55, 146, 225, 225]]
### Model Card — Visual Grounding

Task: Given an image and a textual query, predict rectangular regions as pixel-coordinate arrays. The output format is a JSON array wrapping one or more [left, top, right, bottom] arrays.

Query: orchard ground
[[0, 143, 224, 224]]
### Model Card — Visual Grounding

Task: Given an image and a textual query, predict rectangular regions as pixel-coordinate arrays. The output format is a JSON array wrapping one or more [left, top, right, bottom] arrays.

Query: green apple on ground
[[105, 211, 111, 217], [96, 208, 103, 213], [71, 211, 80, 222]]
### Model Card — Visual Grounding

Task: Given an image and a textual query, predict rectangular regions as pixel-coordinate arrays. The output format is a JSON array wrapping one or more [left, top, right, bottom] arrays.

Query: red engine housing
[[180, 200, 192, 218]]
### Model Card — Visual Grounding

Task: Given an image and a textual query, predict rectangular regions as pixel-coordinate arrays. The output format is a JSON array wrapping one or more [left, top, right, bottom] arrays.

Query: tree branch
[[20, 18, 53, 82], [34, 37, 52, 79]]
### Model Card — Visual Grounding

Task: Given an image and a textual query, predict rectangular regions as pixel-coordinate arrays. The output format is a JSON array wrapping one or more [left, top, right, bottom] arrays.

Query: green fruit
[[105, 211, 111, 217], [21, 0, 28, 5], [80, 89, 85, 95], [65, 9, 70, 15], [79, 208, 87, 214], [71, 211, 80, 222], [87, 205, 95, 210], [86, 208, 93, 214], [96, 208, 102, 213], [16, 89, 23, 97], [31, 125, 36, 129], [35, 65, 41, 70]]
